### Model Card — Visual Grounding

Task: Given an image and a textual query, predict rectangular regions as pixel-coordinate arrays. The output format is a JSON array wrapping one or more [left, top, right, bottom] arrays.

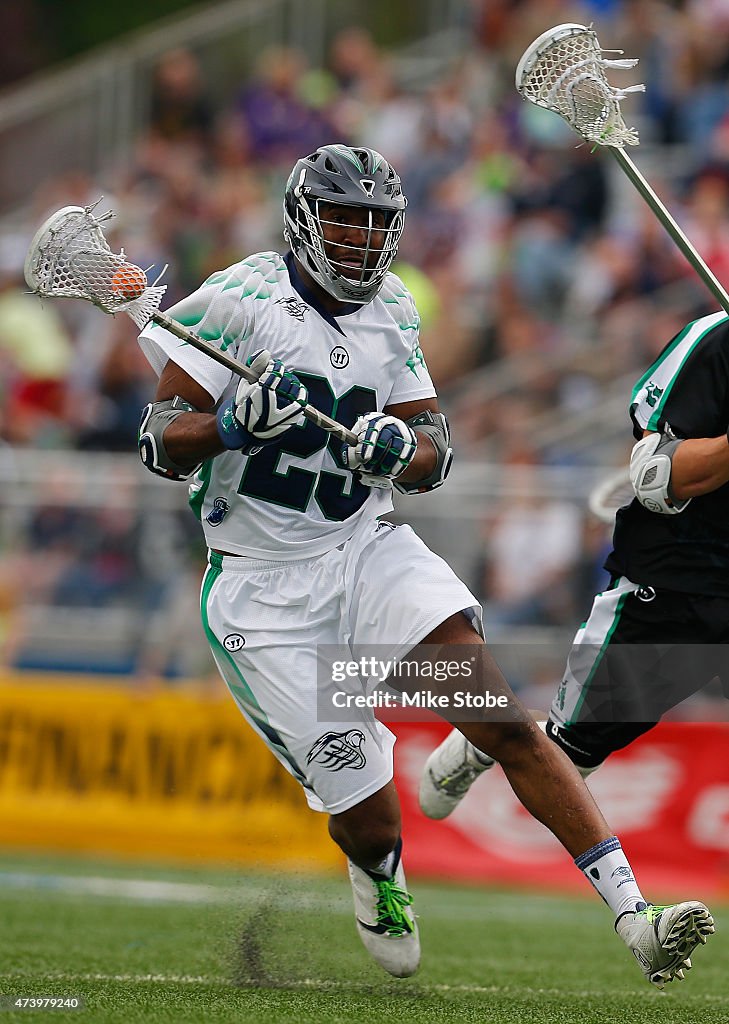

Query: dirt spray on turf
[[228, 873, 426, 1002]]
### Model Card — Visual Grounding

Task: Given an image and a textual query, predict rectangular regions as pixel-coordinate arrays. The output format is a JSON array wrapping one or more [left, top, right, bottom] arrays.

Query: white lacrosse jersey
[[138, 251, 436, 559]]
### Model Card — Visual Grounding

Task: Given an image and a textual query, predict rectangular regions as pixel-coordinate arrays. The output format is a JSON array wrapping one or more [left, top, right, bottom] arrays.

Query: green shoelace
[[374, 878, 415, 936]]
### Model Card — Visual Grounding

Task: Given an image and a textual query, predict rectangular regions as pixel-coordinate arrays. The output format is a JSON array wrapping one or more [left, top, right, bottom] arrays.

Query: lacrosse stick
[[516, 23, 729, 315], [589, 466, 634, 524], [24, 202, 357, 445]]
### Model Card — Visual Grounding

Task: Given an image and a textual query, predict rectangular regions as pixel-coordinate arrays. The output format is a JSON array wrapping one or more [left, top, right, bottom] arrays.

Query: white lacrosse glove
[[342, 412, 418, 488], [217, 349, 308, 451]]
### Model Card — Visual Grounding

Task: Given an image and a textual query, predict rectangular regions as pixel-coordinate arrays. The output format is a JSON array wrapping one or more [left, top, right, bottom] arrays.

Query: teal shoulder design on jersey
[[167, 252, 286, 357], [405, 338, 427, 378], [380, 272, 423, 377], [630, 312, 729, 430], [379, 271, 416, 314], [203, 251, 285, 283], [204, 251, 287, 298], [381, 274, 426, 378]]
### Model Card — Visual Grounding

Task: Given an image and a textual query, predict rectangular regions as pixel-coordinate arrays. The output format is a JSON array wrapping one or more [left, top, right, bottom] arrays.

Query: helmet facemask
[[292, 198, 404, 304], [283, 145, 407, 304]]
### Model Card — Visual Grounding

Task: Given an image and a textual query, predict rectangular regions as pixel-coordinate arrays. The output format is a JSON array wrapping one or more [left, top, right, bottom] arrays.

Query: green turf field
[[0, 852, 724, 1024]]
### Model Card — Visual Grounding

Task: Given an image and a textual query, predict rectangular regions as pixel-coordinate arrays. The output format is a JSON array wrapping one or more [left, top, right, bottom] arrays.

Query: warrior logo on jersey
[[330, 345, 349, 368], [206, 497, 230, 526], [276, 296, 309, 322], [223, 633, 246, 652], [306, 730, 366, 771]]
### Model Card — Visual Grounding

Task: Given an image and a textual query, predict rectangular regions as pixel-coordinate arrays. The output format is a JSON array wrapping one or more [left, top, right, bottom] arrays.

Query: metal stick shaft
[[150, 309, 358, 446], [610, 147, 729, 315]]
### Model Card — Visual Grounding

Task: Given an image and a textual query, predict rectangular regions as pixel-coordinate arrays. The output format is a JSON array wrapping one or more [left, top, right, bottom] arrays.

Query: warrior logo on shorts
[[206, 497, 230, 526], [306, 730, 366, 771]]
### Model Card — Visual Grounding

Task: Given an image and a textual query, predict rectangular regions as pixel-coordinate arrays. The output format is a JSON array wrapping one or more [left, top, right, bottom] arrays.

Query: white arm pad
[[629, 432, 691, 515]]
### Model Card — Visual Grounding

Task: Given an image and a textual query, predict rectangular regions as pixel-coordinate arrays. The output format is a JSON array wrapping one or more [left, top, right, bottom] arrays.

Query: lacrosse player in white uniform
[[136, 144, 712, 984]]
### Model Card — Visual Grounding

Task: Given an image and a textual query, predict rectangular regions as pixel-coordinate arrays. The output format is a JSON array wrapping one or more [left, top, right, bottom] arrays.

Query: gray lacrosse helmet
[[283, 143, 407, 304]]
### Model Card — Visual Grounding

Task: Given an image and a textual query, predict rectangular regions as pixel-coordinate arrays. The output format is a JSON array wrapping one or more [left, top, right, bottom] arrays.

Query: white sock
[[575, 837, 647, 919]]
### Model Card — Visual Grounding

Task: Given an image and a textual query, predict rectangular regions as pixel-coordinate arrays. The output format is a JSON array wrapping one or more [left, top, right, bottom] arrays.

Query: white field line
[[0, 971, 727, 1003], [0, 872, 218, 903], [0, 870, 604, 923]]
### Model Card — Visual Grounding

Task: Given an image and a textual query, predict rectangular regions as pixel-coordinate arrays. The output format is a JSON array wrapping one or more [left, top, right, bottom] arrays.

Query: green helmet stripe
[[326, 144, 365, 174]]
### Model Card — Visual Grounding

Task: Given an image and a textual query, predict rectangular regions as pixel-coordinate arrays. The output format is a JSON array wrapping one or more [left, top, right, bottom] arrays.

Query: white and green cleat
[[418, 728, 495, 819], [347, 839, 420, 978], [616, 901, 715, 988]]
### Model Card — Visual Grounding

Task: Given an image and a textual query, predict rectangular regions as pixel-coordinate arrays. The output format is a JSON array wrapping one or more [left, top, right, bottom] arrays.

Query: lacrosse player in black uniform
[[421, 310, 728, 981], [546, 309, 729, 768]]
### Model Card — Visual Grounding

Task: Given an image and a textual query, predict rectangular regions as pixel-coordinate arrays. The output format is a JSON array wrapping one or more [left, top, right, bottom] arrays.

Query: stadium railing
[[0, 447, 614, 678]]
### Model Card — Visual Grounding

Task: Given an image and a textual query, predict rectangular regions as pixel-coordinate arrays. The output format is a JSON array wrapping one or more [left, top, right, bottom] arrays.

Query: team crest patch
[[276, 296, 309, 322], [206, 497, 230, 526], [307, 730, 366, 771]]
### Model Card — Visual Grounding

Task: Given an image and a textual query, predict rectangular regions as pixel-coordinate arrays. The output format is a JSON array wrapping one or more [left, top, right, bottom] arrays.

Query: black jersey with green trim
[[606, 311, 729, 596]]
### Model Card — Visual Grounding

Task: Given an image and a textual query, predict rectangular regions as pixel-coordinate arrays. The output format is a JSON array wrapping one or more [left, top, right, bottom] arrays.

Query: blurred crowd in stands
[[4, 0, 729, 676]]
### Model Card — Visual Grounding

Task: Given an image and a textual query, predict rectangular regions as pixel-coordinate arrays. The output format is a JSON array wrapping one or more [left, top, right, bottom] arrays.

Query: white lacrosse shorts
[[200, 519, 481, 815]]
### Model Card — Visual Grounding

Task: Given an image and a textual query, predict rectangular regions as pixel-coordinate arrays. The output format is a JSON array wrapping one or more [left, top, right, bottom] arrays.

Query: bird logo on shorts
[[306, 730, 367, 771]]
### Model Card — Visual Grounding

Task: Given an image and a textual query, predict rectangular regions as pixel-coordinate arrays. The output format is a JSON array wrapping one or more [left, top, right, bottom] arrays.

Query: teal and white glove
[[342, 412, 417, 488], [217, 349, 308, 452]]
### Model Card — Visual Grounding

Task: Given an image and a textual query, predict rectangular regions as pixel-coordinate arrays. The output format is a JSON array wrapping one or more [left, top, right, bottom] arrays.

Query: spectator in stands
[[149, 48, 214, 146], [479, 450, 583, 627], [236, 46, 340, 167], [0, 235, 73, 446], [75, 318, 154, 452]]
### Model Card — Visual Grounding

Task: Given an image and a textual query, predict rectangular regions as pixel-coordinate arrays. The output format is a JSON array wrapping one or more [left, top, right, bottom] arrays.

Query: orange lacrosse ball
[[110, 264, 147, 300]]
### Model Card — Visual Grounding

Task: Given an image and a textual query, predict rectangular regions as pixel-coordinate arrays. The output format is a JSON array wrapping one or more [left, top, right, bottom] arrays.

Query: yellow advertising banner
[[0, 673, 337, 869]]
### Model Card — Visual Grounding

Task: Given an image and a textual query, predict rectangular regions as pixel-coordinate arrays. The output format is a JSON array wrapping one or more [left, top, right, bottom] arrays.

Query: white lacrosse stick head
[[516, 23, 645, 147], [589, 467, 635, 524], [24, 202, 166, 329]]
